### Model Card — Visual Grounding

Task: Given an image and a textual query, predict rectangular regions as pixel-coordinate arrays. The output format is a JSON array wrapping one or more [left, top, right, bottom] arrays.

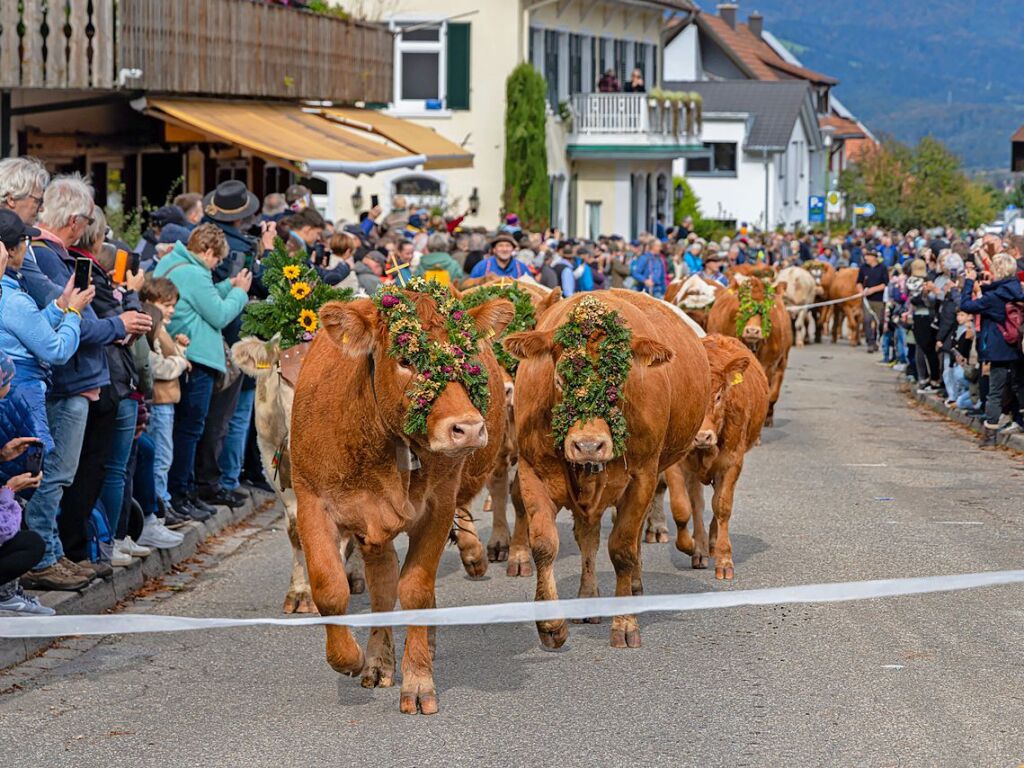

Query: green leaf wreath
[[241, 242, 353, 349], [551, 296, 633, 457], [374, 277, 491, 436], [735, 280, 776, 338], [460, 283, 537, 374]]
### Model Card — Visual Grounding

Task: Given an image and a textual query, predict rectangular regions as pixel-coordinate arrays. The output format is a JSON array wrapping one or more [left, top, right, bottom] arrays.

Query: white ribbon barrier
[[2, 569, 1022, 639], [785, 291, 865, 312]]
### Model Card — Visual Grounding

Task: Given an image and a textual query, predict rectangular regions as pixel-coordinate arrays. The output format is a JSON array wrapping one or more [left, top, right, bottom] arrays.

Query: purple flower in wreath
[[452, 346, 465, 358], [416, 398, 429, 408], [381, 294, 400, 309], [464, 363, 481, 376], [421, 370, 431, 379], [396, 332, 411, 346], [442, 365, 454, 376], [607, 386, 618, 404], [452, 310, 464, 321]]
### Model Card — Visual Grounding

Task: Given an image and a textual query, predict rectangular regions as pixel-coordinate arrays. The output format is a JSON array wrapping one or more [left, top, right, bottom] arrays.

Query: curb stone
[[0, 486, 280, 671], [898, 376, 1024, 452]]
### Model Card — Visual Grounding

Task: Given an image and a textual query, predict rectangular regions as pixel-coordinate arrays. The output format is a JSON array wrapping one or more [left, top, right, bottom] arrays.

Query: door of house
[[586, 201, 601, 241]]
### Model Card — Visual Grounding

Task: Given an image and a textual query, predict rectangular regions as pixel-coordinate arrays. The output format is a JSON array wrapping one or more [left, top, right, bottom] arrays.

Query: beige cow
[[777, 266, 817, 347], [232, 338, 364, 613]]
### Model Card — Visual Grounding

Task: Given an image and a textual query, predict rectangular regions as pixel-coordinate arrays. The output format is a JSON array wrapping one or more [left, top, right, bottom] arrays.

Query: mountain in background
[[697, 1, 1024, 172]]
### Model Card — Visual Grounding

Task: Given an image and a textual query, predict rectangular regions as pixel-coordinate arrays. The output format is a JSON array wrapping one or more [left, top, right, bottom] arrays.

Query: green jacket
[[415, 251, 465, 283], [153, 242, 248, 373]]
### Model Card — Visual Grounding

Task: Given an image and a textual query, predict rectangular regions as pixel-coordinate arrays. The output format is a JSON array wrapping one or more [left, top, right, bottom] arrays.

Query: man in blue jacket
[[631, 238, 668, 298], [20, 175, 152, 590], [469, 234, 530, 280], [960, 254, 1024, 446]]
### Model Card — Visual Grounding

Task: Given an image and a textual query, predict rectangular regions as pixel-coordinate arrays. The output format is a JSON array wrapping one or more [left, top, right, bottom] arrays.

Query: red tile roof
[[1013, 125, 1024, 143]]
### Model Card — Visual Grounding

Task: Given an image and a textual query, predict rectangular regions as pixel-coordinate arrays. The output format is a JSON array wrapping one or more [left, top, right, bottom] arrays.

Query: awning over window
[[318, 108, 473, 170], [140, 99, 437, 177]]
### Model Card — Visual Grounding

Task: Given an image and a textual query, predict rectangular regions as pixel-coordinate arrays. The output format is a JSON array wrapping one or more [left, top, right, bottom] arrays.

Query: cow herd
[[229, 259, 841, 715]]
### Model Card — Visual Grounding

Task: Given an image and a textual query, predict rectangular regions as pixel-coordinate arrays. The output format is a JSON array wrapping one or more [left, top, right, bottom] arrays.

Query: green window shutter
[[446, 23, 471, 110]]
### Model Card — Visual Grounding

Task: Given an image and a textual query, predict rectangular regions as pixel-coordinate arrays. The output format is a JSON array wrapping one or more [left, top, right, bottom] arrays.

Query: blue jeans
[[24, 395, 89, 569], [169, 366, 215, 499], [98, 397, 139, 536], [147, 404, 175, 503], [133, 432, 158, 517], [218, 386, 255, 491]]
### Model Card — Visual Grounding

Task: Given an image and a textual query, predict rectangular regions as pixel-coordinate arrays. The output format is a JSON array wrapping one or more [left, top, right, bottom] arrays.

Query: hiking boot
[[21, 563, 91, 591], [162, 505, 190, 529], [199, 488, 244, 509], [242, 475, 274, 494], [0, 582, 56, 616], [172, 495, 211, 523], [189, 494, 219, 515], [78, 559, 113, 579], [59, 557, 96, 581]]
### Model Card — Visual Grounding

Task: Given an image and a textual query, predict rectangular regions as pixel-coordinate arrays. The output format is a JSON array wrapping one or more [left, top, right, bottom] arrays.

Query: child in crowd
[[943, 310, 978, 411], [139, 278, 190, 527]]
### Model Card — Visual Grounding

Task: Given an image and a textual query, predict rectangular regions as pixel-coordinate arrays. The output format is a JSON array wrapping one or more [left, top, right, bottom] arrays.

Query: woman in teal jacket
[[151, 224, 251, 513], [414, 232, 464, 284]]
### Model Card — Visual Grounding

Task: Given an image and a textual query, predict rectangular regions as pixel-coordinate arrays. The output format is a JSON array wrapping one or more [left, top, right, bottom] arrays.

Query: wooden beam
[[556, 0, 573, 18], [622, 7, 631, 31], [579, 0, 599, 24], [603, 4, 612, 25]]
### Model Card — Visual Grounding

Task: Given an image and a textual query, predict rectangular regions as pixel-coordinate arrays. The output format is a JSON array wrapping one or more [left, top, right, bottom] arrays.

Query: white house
[[327, 0, 702, 238]]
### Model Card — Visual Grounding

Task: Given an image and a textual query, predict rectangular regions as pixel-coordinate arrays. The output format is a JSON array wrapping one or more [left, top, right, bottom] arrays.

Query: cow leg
[[360, 540, 399, 689], [795, 309, 807, 347], [710, 463, 742, 580], [520, 462, 567, 649], [397, 497, 453, 715], [486, 462, 511, 562], [607, 471, 657, 649], [687, 473, 709, 569], [452, 505, 487, 579], [506, 469, 533, 578], [281, 488, 316, 614], [643, 475, 669, 543], [342, 535, 366, 594], [295, 488, 363, 677], [765, 364, 784, 428], [665, 463, 694, 555], [571, 513, 602, 624]]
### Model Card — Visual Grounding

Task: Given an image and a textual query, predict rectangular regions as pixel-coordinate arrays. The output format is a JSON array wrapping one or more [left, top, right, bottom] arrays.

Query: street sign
[[826, 191, 844, 214], [808, 195, 825, 224], [853, 202, 876, 217]]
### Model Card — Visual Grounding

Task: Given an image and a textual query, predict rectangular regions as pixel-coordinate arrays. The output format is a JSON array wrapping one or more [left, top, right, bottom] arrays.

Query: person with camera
[[960, 253, 1024, 446]]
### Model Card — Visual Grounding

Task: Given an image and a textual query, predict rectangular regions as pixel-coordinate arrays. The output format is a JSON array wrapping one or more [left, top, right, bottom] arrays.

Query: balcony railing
[[569, 93, 702, 142], [0, 0, 392, 103]]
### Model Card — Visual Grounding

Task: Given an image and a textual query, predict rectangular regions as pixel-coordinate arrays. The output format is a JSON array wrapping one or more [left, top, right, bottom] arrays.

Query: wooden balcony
[[567, 92, 703, 159], [0, 0, 392, 103]]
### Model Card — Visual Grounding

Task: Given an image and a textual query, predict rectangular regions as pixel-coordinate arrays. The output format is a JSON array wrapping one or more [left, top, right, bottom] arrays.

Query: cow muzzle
[[430, 415, 488, 455], [692, 429, 717, 449], [742, 325, 763, 345], [565, 437, 613, 471]]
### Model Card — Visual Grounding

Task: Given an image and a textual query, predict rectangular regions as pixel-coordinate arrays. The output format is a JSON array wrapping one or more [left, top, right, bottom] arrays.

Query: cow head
[[733, 274, 785, 348], [693, 336, 751, 451], [319, 291, 514, 457], [504, 297, 673, 471], [232, 337, 279, 379]]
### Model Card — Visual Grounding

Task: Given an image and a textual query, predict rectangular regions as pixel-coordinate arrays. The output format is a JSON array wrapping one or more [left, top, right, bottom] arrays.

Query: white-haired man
[[20, 174, 152, 590]]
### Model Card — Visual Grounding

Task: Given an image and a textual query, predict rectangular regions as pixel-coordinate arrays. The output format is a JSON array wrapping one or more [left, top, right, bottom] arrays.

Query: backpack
[[997, 301, 1024, 349], [86, 505, 113, 563]]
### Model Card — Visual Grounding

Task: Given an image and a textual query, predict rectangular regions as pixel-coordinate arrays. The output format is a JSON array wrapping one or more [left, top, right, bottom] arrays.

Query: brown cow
[[828, 266, 863, 346], [504, 290, 709, 649], [706, 274, 791, 427], [290, 285, 513, 715], [666, 334, 768, 580], [664, 274, 723, 330]]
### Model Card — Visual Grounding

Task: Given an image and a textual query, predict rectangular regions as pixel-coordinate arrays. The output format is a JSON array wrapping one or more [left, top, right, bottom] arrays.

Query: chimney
[[748, 11, 763, 39], [718, 3, 738, 30]]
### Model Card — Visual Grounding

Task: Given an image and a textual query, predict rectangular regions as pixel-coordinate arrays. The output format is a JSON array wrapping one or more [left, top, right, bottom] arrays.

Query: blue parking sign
[[808, 196, 826, 224]]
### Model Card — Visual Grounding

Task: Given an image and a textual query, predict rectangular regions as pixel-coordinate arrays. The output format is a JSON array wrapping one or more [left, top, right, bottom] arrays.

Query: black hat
[[365, 250, 388, 267], [202, 180, 259, 223], [150, 204, 187, 228], [0, 209, 40, 249]]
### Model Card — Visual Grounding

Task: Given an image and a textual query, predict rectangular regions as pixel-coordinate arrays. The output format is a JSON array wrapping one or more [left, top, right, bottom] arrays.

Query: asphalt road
[[2, 344, 1023, 768]]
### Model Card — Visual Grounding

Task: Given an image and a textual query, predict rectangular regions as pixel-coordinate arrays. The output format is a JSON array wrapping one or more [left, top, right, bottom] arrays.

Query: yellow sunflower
[[282, 264, 301, 281], [290, 281, 311, 300], [298, 309, 318, 332]]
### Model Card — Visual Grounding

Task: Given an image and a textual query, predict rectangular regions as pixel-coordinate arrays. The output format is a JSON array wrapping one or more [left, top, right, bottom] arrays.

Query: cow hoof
[[537, 620, 568, 649], [399, 686, 439, 715], [461, 553, 488, 580], [631, 581, 644, 596], [691, 553, 709, 569], [327, 644, 365, 678], [763, 416, 774, 428], [487, 536, 509, 563], [361, 660, 395, 689], [347, 572, 366, 595], [644, 525, 670, 544], [715, 565, 735, 580], [506, 549, 533, 578], [610, 628, 641, 649], [283, 591, 317, 615]]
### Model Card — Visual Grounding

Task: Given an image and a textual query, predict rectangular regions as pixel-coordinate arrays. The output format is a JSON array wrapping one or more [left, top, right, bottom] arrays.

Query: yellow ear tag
[[730, 372, 744, 386], [342, 332, 349, 344], [255, 362, 271, 370], [485, 328, 496, 340]]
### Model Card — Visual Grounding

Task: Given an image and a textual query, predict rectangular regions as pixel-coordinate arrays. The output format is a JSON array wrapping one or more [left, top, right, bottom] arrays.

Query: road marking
[[882, 664, 904, 670], [2, 569, 1023, 638], [935, 521, 984, 526], [844, 463, 887, 467]]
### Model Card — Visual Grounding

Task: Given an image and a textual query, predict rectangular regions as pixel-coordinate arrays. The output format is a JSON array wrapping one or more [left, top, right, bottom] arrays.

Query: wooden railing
[[570, 93, 700, 140], [0, 0, 392, 103]]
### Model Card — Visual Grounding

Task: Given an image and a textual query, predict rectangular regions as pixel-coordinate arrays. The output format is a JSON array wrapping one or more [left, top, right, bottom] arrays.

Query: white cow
[[777, 266, 817, 347]]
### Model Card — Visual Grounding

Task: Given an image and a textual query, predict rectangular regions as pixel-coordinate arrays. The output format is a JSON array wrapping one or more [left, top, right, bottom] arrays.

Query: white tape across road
[[2, 570, 1022, 639], [785, 291, 866, 312]]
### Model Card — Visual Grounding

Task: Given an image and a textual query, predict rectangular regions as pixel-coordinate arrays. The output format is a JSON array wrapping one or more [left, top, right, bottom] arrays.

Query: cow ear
[[773, 279, 788, 295], [503, 329, 555, 361], [723, 353, 751, 386], [319, 299, 377, 357], [632, 336, 674, 368], [537, 286, 562, 314], [468, 298, 516, 340], [447, 284, 464, 301], [231, 337, 277, 377]]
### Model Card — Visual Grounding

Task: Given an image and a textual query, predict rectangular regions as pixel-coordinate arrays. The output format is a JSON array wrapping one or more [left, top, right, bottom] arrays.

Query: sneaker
[[0, 583, 56, 616], [78, 559, 113, 579], [172, 495, 211, 523], [59, 556, 96, 581], [110, 548, 132, 567], [137, 516, 185, 550], [893, 364, 906, 372], [162, 505, 190, 529], [916, 384, 937, 394], [242, 475, 274, 494], [116, 537, 152, 558], [1000, 421, 1022, 434], [228, 489, 248, 506], [189, 494, 219, 515], [20, 562, 91, 591], [199, 488, 244, 509]]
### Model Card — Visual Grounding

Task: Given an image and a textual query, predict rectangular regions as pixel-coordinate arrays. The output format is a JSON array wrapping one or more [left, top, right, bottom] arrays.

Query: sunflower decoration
[[241, 241, 352, 349]]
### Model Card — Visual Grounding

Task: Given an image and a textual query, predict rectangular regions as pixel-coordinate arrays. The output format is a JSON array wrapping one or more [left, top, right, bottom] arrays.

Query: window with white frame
[[393, 20, 446, 110]]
